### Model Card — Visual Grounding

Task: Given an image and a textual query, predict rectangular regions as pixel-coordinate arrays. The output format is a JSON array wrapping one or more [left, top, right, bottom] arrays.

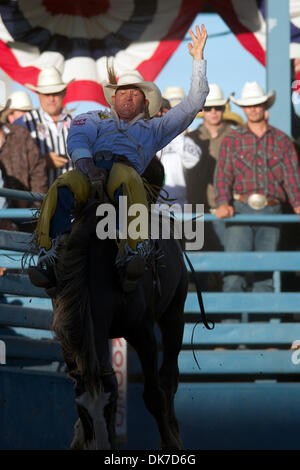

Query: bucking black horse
[[50, 157, 210, 450]]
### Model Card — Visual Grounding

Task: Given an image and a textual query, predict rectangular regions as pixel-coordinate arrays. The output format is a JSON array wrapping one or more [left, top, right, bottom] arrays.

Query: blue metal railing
[[2, 189, 300, 450], [1, 186, 299, 223], [1, 188, 300, 351], [204, 213, 300, 223], [0, 187, 44, 203], [0, 187, 43, 220]]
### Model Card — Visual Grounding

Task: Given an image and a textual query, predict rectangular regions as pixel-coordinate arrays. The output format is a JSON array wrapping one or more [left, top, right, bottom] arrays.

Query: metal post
[[266, 0, 291, 135]]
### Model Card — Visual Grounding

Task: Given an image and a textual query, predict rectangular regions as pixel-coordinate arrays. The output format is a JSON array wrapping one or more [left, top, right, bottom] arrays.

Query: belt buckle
[[247, 193, 268, 210]]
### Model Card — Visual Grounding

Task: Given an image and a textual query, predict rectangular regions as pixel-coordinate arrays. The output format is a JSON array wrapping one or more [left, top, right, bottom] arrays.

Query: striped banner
[[1, 1, 299, 105], [0, 0, 205, 105], [211, 0, 300, 84]]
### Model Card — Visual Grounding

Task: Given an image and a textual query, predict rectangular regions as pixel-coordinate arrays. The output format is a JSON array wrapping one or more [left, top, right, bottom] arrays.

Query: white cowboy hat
[[163, 86, 185, 108], [6, 91, 33, 111], [203, 84, 228, 107], [0, 91, 34, 123], [230, 82, 276, 109], [103, 70, 162, 118], [25, 67, 75, 94]]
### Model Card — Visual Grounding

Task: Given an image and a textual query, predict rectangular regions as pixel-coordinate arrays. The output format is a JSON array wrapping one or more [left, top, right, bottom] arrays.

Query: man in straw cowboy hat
[[16, 67, 74, 186], [28, 24, 209, 293], [214, 81, 300, 292]]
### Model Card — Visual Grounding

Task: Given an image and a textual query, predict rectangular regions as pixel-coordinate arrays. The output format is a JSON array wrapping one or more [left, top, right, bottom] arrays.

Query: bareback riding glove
[[75, 157, 108, 201]]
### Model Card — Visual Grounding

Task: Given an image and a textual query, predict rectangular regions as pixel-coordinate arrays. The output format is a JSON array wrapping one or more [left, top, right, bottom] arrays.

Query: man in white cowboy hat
[[214, 81, 300, 292], [0, 91, 33, 124], [187, 83, 238, 256], [15, 67, 75, 186], [28, 24, 209, 293], [0, 89, 48, 231]]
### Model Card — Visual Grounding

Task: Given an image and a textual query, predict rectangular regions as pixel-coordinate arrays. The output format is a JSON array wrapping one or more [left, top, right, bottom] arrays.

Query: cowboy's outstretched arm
[[152, 25, 209, 151]]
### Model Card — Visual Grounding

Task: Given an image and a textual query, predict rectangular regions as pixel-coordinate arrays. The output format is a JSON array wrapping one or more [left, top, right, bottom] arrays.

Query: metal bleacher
[[1, 193, 300, 449], [125, 215, 300, 450]]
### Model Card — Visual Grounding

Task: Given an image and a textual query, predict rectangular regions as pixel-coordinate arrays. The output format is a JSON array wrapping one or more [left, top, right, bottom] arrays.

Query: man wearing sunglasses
[[187, 84, 236, 255]]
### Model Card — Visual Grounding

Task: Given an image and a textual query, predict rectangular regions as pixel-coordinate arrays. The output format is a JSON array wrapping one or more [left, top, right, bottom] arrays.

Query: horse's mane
[[52, 206, 102, 396]]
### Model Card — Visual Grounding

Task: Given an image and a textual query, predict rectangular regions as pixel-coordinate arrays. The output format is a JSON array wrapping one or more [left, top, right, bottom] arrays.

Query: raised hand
[[188, 24, 208, 60]]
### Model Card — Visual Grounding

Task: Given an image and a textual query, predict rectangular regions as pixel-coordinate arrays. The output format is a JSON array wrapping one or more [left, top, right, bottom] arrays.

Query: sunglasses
[[203, 106, 225, 112]]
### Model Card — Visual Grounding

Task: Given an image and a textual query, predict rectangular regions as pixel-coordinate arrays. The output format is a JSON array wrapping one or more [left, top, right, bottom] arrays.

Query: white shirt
[[17, 107, 73, 185], [157, 133, 202, 207], [38, 108, 70, 152]]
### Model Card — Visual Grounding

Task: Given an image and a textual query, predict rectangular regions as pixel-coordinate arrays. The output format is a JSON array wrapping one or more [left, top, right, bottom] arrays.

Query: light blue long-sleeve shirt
[[67, 60, 209, 175]]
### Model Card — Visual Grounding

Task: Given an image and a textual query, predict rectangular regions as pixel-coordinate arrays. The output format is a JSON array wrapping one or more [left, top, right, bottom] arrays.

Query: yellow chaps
[[35, 163, 149, 253]]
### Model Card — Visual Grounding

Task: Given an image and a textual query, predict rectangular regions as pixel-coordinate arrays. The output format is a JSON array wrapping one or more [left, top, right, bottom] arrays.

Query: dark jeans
[[223, 201, 281, 292], [212, 218, 226, 250], [49, 187, 74, 238], [49, 160, 112, 239]]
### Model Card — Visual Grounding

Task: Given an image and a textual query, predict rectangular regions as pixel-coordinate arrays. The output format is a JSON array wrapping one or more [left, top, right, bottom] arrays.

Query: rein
[[142, 181, 213, 330], [183, 250, 214, 373], [183, 251, 214, 331]]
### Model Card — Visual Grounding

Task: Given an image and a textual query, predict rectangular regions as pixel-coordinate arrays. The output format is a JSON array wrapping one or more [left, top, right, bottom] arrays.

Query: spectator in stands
[[16, 67, 74, 186], [0, 101, 48, 231], [187, 84, 239, 251], [163, 86, 185, 108], [214, 81, 300, 292], [156, 94, 202, 208], [0, 91, 34, 124], [156, 97, 171, 117]]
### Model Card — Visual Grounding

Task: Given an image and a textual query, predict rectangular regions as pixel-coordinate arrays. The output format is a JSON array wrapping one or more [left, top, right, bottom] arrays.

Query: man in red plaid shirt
[[214, 82, 300, 292]]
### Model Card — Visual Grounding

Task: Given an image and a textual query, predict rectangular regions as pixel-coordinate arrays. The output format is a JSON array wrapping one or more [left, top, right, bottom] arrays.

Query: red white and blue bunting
[[1, 0, 300, 105], [0, 0, 205, 105]]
